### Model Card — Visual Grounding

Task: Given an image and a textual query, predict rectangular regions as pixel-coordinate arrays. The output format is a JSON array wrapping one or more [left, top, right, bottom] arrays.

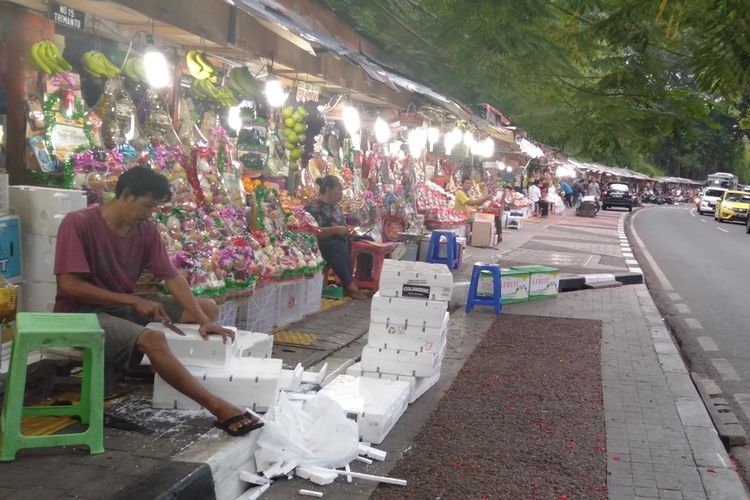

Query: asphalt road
[[632, 204, 750, 420]]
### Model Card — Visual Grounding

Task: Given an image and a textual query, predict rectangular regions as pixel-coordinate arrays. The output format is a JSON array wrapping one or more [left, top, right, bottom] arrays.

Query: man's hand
[[199, 322, 236, 344], [333, 226, 351, 237], [131, 296, 172, 323]]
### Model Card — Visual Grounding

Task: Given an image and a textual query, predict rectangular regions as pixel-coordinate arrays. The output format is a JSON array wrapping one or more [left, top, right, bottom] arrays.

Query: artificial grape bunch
[[281, 105, 309, 169]]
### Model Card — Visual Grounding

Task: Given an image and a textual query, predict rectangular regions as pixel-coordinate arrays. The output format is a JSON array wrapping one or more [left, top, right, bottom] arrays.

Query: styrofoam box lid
[[188, 357, 283, 376], [370, 292, 447, 327], [381, 260, 453, 285], [317, 374, 411, 415]]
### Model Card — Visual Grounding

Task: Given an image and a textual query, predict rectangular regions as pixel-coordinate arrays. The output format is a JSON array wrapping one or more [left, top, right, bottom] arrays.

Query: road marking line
[[700, 219, 706, 222], [697, 336, 719, 351], [629, 208, 674, 291], [628, 267, 642, 273], [711, 358, 741, 381], [690, 208, 697, 217], [667, 292, 682, 301], [716, 227, 729, 233], [684, 318, 703, 329], [625, 259, 638, 265], [674, 303, 691, 314]]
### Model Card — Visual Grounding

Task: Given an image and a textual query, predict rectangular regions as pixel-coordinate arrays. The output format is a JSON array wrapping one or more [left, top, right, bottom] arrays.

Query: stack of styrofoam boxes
[[236, 283, 279, 333], [150, 323, 282, 412], [10, 185, 87, 313], [331, 259, 453, 443]]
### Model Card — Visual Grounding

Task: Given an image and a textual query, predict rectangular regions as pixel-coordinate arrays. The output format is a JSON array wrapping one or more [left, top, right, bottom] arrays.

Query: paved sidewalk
[[1, 206, 747, 499]]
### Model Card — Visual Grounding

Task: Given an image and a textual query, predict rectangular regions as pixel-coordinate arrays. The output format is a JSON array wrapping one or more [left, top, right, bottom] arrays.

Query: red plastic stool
[[350, 241, 396, 291]]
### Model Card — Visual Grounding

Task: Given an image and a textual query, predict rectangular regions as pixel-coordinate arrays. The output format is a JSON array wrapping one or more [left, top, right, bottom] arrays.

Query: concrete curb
[[559, 271, 643, 292]]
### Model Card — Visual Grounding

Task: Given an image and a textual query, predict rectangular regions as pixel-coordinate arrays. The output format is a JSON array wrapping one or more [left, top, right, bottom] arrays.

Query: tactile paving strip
[[272, 330, 319, 346]]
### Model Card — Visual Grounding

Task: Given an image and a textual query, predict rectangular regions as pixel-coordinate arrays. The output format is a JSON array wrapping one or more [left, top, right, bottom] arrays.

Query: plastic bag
[[255, 393, 359, 470]]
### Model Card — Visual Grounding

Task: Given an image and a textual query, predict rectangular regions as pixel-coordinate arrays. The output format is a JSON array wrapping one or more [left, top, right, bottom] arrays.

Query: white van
[[698, 187, 727, 215]]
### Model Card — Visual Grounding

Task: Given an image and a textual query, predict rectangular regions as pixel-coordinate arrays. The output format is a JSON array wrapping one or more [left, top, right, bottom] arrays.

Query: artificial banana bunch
[[186, 50, 217, 81], [191, 78, 237, 107], [227, 66, 259, 98], [122, 56, 147, 83], [27, 39, 73, 75], [81, 50, 120, 78]]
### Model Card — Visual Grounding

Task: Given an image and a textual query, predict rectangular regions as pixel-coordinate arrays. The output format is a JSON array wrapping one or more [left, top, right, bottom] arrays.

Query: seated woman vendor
[[306, 175, 368, 300]]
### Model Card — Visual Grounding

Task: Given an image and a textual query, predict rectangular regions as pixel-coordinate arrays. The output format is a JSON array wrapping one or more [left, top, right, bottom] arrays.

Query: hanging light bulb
[[342, 105, 360, 135], [265, 80, 288, 108], [408, 127, 428, 156], [427, 127, 440, 151], [143, 35, 170, 88], [506, 165, 513, 173], [388, 141, 402, 156], [463, 130, 475, 147], [227, 106, 242, 132], [374, 116, 391, 143], [481, 137, 495, 158]]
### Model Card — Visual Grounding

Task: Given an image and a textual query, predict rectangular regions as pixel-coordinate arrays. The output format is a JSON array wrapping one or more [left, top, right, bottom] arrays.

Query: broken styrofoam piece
[[279, 363, 304, 392], [378, 260, 453, 302], [152, 358, 283, 411], [301, 363, 328, 385], [316, 375, 410, 444], [370, 292, 448, 328], [344, 464, 352, 483], [358, 444, 386, 461], [299, 489, 323, 497], [355, 456, 373, 465], [360, 338, 446, 378], [262, 460, 298, 479], [234, 483, 270, 500], [296, 466, 338, 486], [232, 331, 275, 359], [412, 371, 441, 403], [320, 467, 407, 486], [239, 471, 271, 485]]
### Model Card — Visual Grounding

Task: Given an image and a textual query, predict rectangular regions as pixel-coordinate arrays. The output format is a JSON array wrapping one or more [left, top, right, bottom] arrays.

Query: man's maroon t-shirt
[[53, 206, 178, 312]]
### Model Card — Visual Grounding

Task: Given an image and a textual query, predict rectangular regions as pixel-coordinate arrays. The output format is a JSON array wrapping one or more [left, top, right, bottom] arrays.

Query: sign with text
[[50, 3, 85, 31]]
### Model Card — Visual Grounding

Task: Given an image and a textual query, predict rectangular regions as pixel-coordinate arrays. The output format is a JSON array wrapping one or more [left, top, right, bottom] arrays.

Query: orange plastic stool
[[350, 241, 395, 291]]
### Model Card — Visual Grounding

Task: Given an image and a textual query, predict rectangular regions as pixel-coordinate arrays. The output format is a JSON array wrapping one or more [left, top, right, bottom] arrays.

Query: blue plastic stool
[[425, 231, 459, 269], [466, 262, 502, 315]]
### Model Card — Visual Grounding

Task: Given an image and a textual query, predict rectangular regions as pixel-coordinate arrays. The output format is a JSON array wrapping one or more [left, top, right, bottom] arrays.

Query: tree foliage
[[319, 0, 750, 180]]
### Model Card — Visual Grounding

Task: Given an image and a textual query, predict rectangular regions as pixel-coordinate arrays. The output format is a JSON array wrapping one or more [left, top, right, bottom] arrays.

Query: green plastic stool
[[1, 312, 105, 461]]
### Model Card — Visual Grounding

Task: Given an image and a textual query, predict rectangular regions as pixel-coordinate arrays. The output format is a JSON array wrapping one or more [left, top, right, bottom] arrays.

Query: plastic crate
[[236, 283, 278, 333], [275, 278, 304, 328], [216, 300, 238, 327]]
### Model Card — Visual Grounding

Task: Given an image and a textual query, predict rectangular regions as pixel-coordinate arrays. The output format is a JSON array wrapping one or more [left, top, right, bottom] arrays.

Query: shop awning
[[517, 138, 545, 159]]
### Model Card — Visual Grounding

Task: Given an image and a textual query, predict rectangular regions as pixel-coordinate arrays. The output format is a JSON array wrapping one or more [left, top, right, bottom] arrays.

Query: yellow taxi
[[715, 190, 750, 222]]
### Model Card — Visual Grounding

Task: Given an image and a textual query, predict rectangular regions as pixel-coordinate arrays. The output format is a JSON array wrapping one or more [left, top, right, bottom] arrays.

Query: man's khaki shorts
[[80, 293, 184, 371]]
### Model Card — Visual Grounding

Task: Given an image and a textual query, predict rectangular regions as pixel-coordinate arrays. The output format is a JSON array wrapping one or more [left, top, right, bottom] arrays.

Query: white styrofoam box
[[275, 278, 305, 327], [360, 336, 446, 378], [346, 361, 363, 376], [378, 259, 453, 301], [370, 292, 447, 329], [316, 374, 410, 444], [236, 283, 279, 333], [217, 300, 238, 327], [145, 322, 236, 367], [21, 232, 56, 283], [10, 185, 86, 236], [301, 273, 323, 317], [152, 358, 283, 411], [363, 370, 441, 404], [0, 174, 9, 215], [19, 280, 56, 312], [368, 311, 448, 354]]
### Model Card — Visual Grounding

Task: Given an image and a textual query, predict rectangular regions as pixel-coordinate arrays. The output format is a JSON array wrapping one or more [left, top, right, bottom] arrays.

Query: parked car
[[698, 187, 727, 215], [715, 190, 750, 223], [601, 182, 634, 211]]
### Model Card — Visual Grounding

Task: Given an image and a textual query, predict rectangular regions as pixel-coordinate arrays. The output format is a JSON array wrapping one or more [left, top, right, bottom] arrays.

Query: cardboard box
[[510, 265, 559, 300], [470, 220, 496, 247], [500, 268, 530, 303]]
